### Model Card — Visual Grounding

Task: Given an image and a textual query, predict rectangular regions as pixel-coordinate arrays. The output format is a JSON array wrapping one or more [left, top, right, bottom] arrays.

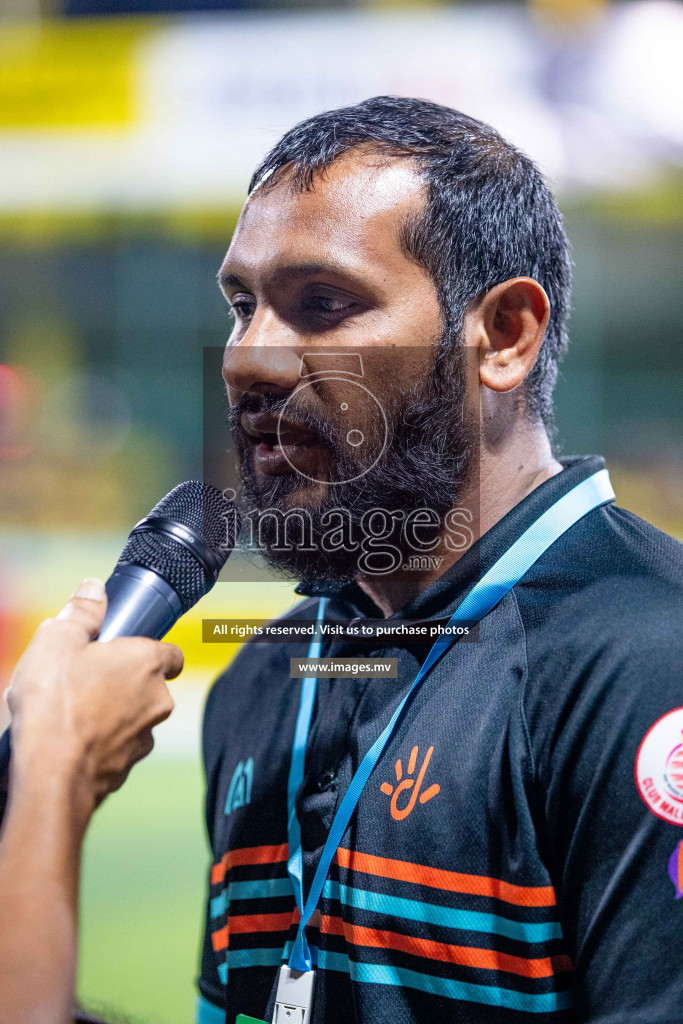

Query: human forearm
[[0, 749, 93, 1024], [0, 578, 181, 1024]]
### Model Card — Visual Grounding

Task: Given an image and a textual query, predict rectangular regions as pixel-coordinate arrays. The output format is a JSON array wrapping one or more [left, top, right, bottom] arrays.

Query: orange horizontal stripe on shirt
[[335, 847, 556, 908], [211, 925, 228, 952], [230, 910, 299, 935], [211, 842, 289, 885], [320, 916, 568, 979], [211, 908, 299, 951]]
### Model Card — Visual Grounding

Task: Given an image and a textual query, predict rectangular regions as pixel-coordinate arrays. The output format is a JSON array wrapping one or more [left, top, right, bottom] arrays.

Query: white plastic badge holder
[[272, 965, 315, 1024]]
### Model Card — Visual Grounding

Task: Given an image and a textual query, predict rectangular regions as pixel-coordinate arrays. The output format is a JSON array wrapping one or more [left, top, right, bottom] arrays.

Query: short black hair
[[249, 95, 572, 427]]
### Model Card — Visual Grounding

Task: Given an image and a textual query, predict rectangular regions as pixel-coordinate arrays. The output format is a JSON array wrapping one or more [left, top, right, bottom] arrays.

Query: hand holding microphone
[[6, 578, 182, 815], [0, 579, 183, 1024], [0, 482, 238, 1024], [0, 481, 239, 779]]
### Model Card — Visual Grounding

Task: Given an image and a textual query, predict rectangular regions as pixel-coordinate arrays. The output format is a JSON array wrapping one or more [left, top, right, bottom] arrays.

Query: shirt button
[[317, 768, 336, 792]]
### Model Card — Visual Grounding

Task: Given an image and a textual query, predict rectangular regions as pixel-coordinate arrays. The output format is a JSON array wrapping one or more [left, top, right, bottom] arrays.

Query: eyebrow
[[217, 271, 245, 290], [217, 262, 360, 291]]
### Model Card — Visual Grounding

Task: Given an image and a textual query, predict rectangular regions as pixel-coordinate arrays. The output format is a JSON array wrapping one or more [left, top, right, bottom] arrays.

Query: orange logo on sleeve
[[380, 745, 440, 820]]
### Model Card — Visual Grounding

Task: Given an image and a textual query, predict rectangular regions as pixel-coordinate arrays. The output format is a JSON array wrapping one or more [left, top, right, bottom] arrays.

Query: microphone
[[98, 480, 239, 641], [0, 481, 240, 777]]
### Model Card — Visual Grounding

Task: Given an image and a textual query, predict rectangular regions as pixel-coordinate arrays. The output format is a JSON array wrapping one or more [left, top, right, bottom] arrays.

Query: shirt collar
[[295, 455, 608, 622]]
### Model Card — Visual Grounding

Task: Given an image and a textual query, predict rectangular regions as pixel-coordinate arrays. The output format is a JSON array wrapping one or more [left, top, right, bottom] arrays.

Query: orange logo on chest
[[380, 745, 440, 820]]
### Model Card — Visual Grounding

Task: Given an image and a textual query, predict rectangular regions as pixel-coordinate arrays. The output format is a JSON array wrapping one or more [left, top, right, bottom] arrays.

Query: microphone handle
[[0, 566, 185, 786], [97, 565, 183, 642]]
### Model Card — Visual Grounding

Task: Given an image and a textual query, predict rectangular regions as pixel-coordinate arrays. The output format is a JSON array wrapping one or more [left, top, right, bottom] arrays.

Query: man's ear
[[475, 278, 550, 394]]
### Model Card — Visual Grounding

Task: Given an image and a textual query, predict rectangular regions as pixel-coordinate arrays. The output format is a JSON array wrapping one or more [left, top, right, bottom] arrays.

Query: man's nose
[[222, 309, 302, 401]]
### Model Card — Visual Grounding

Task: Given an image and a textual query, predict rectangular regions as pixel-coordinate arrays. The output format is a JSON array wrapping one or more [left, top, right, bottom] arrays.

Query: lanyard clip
[[273, 964, 315, 1024]]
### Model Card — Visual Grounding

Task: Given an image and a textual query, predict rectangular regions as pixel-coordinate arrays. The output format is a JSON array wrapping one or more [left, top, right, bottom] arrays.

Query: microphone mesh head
[[117, 481, 239, 612]]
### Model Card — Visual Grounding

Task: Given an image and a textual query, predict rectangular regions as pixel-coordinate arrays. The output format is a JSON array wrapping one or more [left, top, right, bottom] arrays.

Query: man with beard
[[227, 338, 475, 589], [197, 97, 683, 1024]]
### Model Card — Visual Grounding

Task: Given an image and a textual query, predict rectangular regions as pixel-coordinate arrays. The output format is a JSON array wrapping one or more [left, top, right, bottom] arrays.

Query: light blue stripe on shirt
[[323, 880, 562, 944], [211, 877, 293, 918], [228, 946, 287, 970], [217, 947, 571, 1013], [347, 961, 572, 1013]]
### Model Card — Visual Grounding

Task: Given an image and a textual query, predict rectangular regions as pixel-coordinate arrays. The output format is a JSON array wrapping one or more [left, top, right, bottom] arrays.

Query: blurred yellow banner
[[0, 19, 148, 131]]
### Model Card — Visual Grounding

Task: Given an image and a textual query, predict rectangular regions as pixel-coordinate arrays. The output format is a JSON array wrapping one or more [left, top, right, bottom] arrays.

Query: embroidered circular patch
[[635, 708, 683, 825]]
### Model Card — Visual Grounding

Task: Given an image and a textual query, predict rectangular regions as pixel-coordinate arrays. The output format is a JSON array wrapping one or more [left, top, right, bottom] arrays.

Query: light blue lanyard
[[286, 595, 328, 920], [286, 468, 615, 971]]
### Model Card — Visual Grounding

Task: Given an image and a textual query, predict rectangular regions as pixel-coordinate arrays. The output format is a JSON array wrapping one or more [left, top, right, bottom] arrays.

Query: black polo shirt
[[198, 455, 683, 1024]]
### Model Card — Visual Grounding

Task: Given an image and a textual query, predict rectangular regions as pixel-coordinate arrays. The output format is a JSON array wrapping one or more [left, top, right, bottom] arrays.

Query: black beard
[[229, 346, 475, 586]]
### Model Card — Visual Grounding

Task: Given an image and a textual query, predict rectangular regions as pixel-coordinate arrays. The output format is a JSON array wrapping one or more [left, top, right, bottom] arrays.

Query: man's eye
[[304, 295, 356, 315], [229, 298, 255, 320]]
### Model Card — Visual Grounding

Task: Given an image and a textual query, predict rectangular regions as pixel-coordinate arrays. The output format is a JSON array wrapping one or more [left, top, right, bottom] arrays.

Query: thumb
[[56, 577, 108, 642]]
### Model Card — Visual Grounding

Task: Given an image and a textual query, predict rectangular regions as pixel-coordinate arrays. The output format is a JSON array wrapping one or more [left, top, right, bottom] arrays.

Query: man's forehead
[[224, 151, 425, 273]]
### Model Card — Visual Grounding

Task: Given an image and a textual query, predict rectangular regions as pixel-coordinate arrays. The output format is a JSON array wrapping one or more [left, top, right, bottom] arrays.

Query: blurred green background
[[79, 759, 207, 1024], [1, 1, 682, 1022]]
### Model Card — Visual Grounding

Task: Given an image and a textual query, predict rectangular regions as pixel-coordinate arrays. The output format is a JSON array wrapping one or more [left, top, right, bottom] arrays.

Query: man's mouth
[[241, 411, 325, 476]]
